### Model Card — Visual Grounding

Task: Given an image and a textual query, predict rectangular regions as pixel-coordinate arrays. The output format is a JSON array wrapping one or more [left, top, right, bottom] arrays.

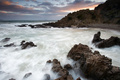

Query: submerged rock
[[23, 72, 32, 79], [4, 43, 15, 47], [1, 38, 10, 42], [92, 32, 120, 48], [67, 43, 120, 80], [20, 41, 37, 49]]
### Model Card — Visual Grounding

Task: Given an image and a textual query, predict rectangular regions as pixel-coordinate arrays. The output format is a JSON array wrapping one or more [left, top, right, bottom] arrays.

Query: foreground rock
[[23, 72, 32, 79], [46, 59, 74, 80], [17, 24, 27, 27], [92, 31, 120, 48], [67, 43, 120, 80], [20, 40, 37, 49]]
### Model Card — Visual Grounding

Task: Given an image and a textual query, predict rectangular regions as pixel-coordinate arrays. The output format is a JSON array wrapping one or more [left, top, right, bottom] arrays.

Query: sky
[[0, 0, 107, 20]]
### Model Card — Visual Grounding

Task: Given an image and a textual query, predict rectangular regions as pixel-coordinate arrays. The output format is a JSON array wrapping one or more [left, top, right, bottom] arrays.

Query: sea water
[[0, 21, 120, 80]]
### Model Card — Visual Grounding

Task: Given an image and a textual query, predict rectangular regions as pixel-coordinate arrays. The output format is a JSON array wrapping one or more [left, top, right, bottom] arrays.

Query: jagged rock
[[23, 72, 32, 79], [51, 59, 70, 77], [43, 74, 50, 80], [67, 43, 120, 80], [64, 64, 72, 70], [1, 38, 10, 42], [76, 77, 81, 80], [55, 74, 73, 80], [21, 41, 37, 49], [4, 43, 15, 47], [92, 32, 120, 48], [9, 78, 16, 80], [97, 36, 120, 48], [92, 31, 103, 43]]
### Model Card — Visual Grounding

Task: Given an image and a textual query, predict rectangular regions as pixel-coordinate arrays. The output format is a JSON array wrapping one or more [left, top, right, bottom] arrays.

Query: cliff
[[44, 0, 120, 27]]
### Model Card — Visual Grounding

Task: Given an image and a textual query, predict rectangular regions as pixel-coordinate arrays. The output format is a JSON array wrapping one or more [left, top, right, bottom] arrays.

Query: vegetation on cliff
[[44, 0, 120, 27]]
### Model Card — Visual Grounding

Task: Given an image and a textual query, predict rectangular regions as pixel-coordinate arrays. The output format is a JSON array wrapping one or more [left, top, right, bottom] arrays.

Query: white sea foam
[[0, 23, 120, 80]]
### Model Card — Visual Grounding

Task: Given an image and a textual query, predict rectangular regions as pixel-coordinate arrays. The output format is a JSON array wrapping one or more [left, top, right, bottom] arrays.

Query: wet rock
[[23, 72, 32, 79], [97, 36, 120, 48], [64, 64, 72, 70], [21, 41, 37, 49], [43, 74, 50, 80], [92, 32, 120, 48], [9, 78, 16, 80], [1, 38, 10, 42], [67, 43, 120, 80], [46, 60, 52, 63], [17, 24, 27, 27], [28, 24, 48, 28], [76, 77, 81, 80], [55, 74, 73, 80], [20, 40, 25, 46], [4, 43, 15, 47], [92, 31, 103, 43]]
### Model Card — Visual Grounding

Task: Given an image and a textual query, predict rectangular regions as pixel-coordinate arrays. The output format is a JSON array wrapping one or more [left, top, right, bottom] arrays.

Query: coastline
[[87, 24, 120, 31]]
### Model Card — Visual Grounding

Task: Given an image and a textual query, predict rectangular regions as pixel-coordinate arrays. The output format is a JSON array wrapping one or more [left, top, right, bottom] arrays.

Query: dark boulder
[[64, 64, 72, 70], [97, 36, 120, 48], [67, 43, 120, 80], [23, 72, 32, 79], [1, 38, 10, 42], [46, 60, 52, 63], [4, 43, 15, 47], [92, 32, 120, 48], [21, 41, 37, 49], [92, 31, 103, 43]]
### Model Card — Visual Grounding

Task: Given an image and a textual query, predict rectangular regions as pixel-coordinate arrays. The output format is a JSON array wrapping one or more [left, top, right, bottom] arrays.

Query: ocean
[[0, 21, 120, 80]]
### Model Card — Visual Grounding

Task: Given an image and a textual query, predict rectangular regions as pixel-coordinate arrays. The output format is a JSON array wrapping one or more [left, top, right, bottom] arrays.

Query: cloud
[[0, 0, 41, 14]]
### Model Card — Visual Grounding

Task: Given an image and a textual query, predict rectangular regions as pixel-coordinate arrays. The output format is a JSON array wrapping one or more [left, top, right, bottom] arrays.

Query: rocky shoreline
[[1, 32, 120, 80]]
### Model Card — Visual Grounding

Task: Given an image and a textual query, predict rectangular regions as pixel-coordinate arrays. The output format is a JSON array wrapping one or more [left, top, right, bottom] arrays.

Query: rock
[[92, 32, 120, 48], [64, 64, 72, 70], [29, 25, 35, 28], [4, 43, 15, 47], [20, 40, 25, 46], [92, 31, 103, 43], [51, 59, 69, 77], [76, 77, 81, 80], [1, 38, 10, 42], [23, 72, 32, 79], [21, 41, 37, 49], [17, 24, 27, 27], [67, 43, 120, 80], [46, 60, 52, 63], [55, 74, 73, 80], [97, 36, 120, 48], [9, 78, 16, 80], [43, 74, 50, 80]]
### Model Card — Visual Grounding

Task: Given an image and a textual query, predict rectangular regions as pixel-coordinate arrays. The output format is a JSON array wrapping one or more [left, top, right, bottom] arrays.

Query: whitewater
[[0, 22, 120, 80]]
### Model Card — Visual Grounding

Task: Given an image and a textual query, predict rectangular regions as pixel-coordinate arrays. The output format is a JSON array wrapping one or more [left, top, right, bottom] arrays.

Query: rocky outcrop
[[20, 41, 37, 49], [1, 38, 10, 42], [92, 32, 120, 48], [9, 78, 16, 80], [67, 43, 120, 80], [17, 24, 27, 27], [44, 0, 120, 27], [46, 59, 74, 80]]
